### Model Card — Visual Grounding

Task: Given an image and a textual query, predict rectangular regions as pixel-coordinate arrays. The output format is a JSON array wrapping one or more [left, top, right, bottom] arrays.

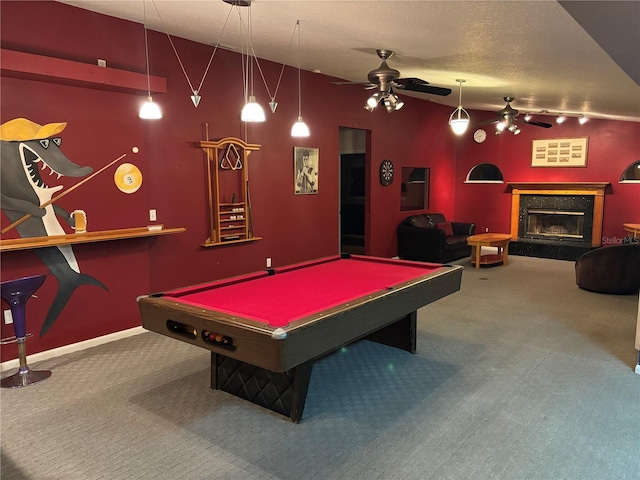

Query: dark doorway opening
[[339, 128, 368, 254]]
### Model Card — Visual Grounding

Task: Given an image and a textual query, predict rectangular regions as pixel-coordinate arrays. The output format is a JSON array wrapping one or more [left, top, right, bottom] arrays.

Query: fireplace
[[518, 194, 594, 245], [509, 183, 608, 260], [525, 210, 586, 240]]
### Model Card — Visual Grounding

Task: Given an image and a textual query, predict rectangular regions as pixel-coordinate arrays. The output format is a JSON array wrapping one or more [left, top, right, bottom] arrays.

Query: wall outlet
[[4, 309, 13, 324], [485, 227, 489, 233], [266, 257, 272, 268], [97, 59, 107, 67], [149, 209, 157, 221]]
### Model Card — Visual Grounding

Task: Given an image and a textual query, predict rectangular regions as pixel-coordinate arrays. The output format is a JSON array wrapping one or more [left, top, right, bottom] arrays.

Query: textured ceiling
[[57, 0, 640, 122]]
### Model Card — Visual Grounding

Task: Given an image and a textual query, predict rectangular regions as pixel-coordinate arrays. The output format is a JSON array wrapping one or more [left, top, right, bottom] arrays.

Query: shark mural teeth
[[25, 147, 64, 189], [0, 118, 109, 336]]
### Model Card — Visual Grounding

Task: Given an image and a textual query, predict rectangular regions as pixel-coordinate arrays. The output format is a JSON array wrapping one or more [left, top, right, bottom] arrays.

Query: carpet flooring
[[1, 255, 639, 479]]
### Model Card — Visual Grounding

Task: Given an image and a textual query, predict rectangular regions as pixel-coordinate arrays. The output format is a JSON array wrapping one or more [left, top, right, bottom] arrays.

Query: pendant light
[[291, 20, 309, 137], [139, 0, 162, 120], [240, 2, 265, 122], [448, 79, 469, 135]]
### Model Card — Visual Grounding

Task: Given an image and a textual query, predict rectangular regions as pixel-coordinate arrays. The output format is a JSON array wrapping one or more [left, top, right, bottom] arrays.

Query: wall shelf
[[0, 226, 185, 252], [0, 49, 166, 95]]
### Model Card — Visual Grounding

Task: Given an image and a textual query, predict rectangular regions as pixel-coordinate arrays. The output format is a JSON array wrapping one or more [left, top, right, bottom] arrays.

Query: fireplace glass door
[[525, 210, 585, 240]]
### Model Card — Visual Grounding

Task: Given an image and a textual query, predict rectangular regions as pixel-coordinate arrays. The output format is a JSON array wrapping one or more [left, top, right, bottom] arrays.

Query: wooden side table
[[623, 223, 640, 238], [467, 233, 512, 269]]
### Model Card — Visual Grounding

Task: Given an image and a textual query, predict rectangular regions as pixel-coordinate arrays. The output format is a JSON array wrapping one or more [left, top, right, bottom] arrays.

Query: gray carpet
[[2, 255, 639, 479]]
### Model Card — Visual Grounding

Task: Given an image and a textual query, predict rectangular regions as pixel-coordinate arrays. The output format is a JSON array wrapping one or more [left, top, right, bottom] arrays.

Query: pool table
[[138, 254, 462, 422]]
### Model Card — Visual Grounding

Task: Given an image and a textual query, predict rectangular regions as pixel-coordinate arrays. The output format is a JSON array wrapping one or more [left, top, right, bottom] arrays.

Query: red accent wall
[[454, 111, 640, 239], [1, 1, 638, 361]]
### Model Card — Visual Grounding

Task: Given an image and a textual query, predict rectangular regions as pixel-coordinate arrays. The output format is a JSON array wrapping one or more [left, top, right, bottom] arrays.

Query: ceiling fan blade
[[332, 81, 368, 85], [394, 77, 452, 96], [525, 119, 553, 128], [332, 81, 378, 90], [476, 117, 500, 126]]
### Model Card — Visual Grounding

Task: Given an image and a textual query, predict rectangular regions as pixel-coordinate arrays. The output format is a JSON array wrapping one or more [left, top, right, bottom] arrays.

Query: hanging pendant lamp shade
[[139, 96, 162, 119], [241, 96, 266, 122], [291, 116, 310, 137], [448, 79, 469, 135]]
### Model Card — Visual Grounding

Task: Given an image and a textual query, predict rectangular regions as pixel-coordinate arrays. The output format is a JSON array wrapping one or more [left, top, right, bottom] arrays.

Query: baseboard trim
[[0, 326, 147, 373]]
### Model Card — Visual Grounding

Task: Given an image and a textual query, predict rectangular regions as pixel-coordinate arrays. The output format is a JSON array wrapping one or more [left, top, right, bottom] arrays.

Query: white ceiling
[[57, 0, 640, 123]]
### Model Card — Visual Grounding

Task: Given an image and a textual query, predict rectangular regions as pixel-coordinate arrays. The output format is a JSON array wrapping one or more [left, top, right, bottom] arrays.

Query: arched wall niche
[[465, 163, 504, 183], [619, 160, 640, 183]]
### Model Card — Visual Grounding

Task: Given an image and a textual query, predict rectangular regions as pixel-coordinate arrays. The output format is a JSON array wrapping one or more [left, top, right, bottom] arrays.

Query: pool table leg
[[289, 360, 314, 422], [364, 311, 417, 354], [211, 353, 315, 423]]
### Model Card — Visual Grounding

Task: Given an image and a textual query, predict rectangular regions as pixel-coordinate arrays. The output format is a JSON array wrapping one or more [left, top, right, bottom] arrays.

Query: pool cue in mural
[[1, 153, 127, 235]]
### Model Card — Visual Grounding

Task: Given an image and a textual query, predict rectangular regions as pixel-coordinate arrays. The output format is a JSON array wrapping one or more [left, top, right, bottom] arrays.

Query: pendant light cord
[[296, 20, 302, 116], [150, 0, 297, 106], [151, 0, 233, 94], [248, 5, 254, 97], [272, 22, 297, 102], [235, 7, 296, 102], [143, 1, 151, 96]]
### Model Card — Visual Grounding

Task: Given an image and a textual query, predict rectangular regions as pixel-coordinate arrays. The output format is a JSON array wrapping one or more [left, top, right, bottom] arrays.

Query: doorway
[[339, 127, 369, 254]]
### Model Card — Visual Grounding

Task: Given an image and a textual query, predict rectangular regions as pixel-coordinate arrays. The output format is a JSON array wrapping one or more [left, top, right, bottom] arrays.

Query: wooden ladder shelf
[[198, 137, 261, 247]]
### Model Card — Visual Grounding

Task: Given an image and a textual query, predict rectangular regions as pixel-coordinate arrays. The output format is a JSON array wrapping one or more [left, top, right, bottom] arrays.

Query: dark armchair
[[397, 213, 475, 264], [575, 243, 640, 294]]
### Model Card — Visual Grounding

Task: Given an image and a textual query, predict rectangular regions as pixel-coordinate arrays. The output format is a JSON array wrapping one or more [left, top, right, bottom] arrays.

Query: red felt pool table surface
[[165, 255, 446, 327]]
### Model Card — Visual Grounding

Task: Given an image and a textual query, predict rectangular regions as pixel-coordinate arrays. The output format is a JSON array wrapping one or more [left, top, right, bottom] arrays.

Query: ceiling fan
[[487, 97, 553, 135], [334, 49, 452, 112]]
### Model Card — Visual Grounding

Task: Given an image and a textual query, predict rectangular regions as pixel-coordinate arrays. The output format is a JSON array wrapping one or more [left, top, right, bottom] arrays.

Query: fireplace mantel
[[509, 182, 608, 247], [508, 182, 609, 191]]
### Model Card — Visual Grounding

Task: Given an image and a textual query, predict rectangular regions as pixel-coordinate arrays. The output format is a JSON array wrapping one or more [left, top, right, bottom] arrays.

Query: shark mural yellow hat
[[0, 117, 67, 142]]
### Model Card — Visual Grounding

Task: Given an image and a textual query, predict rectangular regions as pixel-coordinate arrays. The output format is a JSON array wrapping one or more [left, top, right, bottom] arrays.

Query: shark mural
[[0, 118, 108, 336]]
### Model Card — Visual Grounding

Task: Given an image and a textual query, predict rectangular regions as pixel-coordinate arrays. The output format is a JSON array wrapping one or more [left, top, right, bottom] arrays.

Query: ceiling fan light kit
[[366, 93, 381, 110], [485, 97, 553, 135], [383, 91, 404, 112], [364, 90, 404, 112], [335, 49, 450, 113]]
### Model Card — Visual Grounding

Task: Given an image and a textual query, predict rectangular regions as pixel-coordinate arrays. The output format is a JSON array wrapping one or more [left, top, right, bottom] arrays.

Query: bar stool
[[1, 274, 52, 388]]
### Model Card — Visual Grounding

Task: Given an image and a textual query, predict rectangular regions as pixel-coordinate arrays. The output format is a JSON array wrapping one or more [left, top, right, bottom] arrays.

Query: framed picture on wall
[[531, 137, 588, 167], [294, 147, 319, 194]]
